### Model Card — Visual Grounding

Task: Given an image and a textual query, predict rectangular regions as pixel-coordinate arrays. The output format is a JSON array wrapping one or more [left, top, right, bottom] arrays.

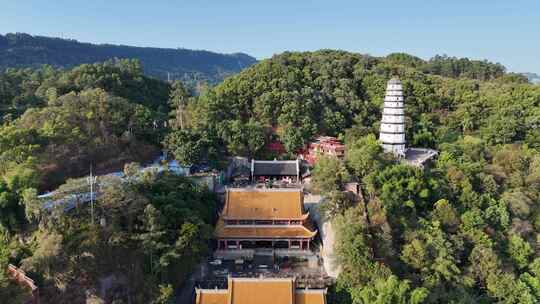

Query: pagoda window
[[274, 220, 288, 225], [290, 220, 302, 225], [239, 220, 253, 225], [225, 220, 238, 225]]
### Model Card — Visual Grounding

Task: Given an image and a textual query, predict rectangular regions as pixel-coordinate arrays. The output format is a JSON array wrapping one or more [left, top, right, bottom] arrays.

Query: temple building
[[379, 77, 438, 167], [251, 159, 301, 183], [215, 188, 317, 250], [301, 136, 345, 166], [195, 277, 327, 304]]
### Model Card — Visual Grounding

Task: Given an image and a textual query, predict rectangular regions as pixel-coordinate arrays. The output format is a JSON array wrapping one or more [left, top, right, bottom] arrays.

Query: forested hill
[[0, 32, 257, 85], [164, 50, 540, 302], [166, 50, 535, 165], [2, 49, 540, 303]]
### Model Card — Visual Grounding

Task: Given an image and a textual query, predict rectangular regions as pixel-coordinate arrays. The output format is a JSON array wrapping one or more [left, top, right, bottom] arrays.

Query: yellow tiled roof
[[229, 278, 294, 304], [215, 219, 317, 239], [195, 290, 227, 304], [196, 278, 327, 304], [295, 290, 327, 304], [223, 189, 306, 220]]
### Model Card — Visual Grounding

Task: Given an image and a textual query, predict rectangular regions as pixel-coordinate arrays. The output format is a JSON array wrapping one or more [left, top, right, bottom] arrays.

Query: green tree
[[138, 204, 168, 277], [153, 284, 174, 304], [169, 80, 190, 129], [319, 190, 356, 219], [311, 155, 350, 193], [350, 275, 428, 304], [346, 134, 387, 181], [429, 199, 460, 231], [468, 245, 501, 283], [334, 206, 391, 287], [507, 234, 533, 269], [366, 164, 441, 216], [486, 272, 536, 304], [223, 119, 266, 157], [401, 220, 462, 288], [164, 129, 209, 166]]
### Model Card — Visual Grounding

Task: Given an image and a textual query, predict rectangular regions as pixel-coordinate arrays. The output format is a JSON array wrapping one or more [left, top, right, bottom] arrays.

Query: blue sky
[[1, 0, 539, 73]]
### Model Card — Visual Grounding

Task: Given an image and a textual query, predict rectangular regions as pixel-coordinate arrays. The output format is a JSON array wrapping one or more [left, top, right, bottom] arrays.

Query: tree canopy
[[0, 32, 257, 87], [2, 49, 540, 303]]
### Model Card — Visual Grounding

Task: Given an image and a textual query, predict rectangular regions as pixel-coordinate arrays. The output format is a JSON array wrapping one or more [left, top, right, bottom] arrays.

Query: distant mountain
[[522, 72, 540, 84], [0, 32, 257, 85]]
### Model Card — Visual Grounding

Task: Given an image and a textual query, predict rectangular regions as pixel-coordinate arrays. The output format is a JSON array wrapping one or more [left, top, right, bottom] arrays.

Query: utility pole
[[87, 165, 97, 225]]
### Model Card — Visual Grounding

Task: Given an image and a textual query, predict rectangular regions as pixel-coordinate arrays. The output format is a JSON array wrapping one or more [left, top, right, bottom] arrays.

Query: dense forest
[[165, 50, 540, 303], [0, 59, 171, 191], [0, 58, 218, 302], [0, 33, 257, 87], [1, 169, 217, 303], [164, 50, 535, 165], [1, 49, 540, 303]]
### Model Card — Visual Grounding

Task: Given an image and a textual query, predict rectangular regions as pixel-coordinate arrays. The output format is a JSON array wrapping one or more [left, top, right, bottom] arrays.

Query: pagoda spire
[[379, 77, 406, 157]]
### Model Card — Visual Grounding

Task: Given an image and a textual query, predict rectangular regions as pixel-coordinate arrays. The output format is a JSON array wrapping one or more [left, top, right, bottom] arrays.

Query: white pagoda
[[379, 77, 438, 167], [379, 77, 406, 157]]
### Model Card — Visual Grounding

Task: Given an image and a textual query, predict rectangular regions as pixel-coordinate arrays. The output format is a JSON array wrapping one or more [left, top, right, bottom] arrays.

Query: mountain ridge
[[0, 32, 257, 85]]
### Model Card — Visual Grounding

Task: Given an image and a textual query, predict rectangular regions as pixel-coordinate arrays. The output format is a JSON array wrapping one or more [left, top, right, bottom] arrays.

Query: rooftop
[[253, 159, 299, 177], [196, 290, 228, 304], [195, 277, 326, 304], [296, 290, 327, 304], [404, 148, 438, 167], [223, 189, 307, 220], [215, 220, 316, 239], [229, 278, 294, 304], [310, 137, 345, 149]]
